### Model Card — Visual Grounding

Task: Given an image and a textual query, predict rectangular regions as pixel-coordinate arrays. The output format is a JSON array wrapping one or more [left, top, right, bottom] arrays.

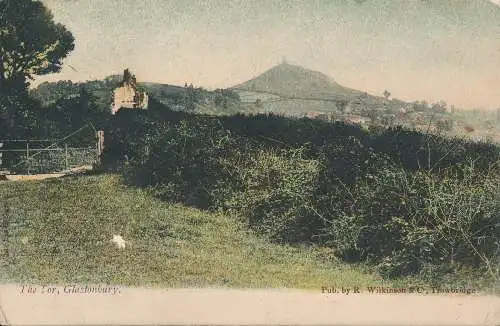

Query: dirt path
[[0, 165, 93, 181], [0, 284, 498, 325]]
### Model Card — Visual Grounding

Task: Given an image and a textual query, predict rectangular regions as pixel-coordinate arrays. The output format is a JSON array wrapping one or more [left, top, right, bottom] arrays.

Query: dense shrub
[[103, 106, 500, 281], [121, 117, 240, 209], [371, 126, 500, 173], [319, 159, 500, 278], [213, 147, 323, 243]]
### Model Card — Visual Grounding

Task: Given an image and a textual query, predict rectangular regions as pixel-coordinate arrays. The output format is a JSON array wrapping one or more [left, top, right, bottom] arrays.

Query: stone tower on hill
[[111, 69, 149, 115]]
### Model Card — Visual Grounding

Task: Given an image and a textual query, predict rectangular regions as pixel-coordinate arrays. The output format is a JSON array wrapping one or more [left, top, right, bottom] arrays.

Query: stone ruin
[[111, 69, 149, 115]]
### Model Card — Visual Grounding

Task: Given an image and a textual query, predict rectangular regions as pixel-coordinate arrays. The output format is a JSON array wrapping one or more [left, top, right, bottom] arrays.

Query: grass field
[[0, 173, 496, 293], [0, 173, 396, 289]]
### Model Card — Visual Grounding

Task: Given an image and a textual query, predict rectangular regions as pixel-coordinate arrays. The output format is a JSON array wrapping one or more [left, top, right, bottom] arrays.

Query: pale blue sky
[[37, 0, 500, 110]]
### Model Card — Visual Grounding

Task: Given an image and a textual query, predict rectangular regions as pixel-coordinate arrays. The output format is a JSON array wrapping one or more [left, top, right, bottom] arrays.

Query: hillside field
[[0, 173, 397, 289]]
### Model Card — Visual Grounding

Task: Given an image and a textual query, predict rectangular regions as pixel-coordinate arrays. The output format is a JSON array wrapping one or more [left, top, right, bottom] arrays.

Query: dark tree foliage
[[0, 0, 74, 131], [0, 0, 74, 87]]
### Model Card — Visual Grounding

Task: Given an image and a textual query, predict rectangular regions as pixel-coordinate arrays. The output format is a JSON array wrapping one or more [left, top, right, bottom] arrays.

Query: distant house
[[304, 111, 333, 121], [305, 111, 323, 119], [111, 69, 149, 115], [344, 115, 369, 124]]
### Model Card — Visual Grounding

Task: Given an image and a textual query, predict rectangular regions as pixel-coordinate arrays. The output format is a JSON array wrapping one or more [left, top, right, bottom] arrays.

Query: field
[[0, 173, 395, 289]]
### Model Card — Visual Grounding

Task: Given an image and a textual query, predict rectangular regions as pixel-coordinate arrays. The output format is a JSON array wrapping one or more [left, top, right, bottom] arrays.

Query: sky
[[36, 0, 500, 110]]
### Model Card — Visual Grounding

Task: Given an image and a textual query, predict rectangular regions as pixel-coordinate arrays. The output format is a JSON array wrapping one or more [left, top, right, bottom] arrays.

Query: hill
[[232, 62, 405, 115], [234, 62, 359, 100]]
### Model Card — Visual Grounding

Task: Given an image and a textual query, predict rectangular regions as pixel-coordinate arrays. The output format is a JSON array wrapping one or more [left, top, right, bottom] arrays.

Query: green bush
[[320, 158, 500, 278], [213, 147, 323, 243], [102, 106, 500, 281], [123, 118, 239, 209]]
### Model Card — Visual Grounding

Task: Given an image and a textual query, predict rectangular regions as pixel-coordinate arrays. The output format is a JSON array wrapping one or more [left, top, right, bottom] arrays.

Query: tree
[[254, 98, 263, 109], [367, 107, 379, 124], [42, 86, 106, 141], [335, 99, 348, 114], [0, 0, 75, 89], [0, 0, 75, 128], [183, 83, 197, 112], [431, 101, 447, 113], [383, 89, 391, 100], [436, 119, 453, 133], [381, 113, 395, 126]]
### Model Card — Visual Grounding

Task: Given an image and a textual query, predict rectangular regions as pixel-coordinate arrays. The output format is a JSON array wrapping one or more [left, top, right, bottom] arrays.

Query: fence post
[[65, 143, 69, 170], [96, 130, 104, 165], [26, 142, 30, 174]]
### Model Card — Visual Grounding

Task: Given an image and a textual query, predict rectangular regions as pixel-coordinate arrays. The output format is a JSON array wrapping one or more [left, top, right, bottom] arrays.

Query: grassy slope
[[0, 174, 392, 289]]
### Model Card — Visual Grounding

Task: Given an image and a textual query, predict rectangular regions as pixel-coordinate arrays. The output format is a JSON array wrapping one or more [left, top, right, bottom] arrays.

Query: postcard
[[0, 0, 499, 325]]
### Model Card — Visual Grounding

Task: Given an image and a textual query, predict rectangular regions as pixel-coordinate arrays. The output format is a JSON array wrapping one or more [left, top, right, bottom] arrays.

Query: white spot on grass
[[110, 234, 127, 249]]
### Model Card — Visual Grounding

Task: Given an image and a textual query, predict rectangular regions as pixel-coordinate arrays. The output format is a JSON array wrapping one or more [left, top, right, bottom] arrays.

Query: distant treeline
[[1, 87, 109, 145], [1, 78, 244, 142], [29, 78, 244, 118]]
